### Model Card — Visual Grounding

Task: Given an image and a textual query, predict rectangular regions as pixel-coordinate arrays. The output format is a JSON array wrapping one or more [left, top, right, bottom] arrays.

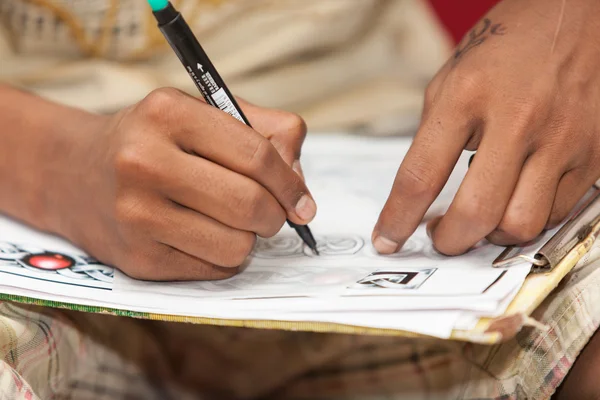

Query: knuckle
[[222, 232, 256, 267], [454, 199, 499, 228], [261, 209, 287, 238], [246, 139, 277, 175], [498, 213, 543, 243], [231, 183, 269, 224], [138, 88, 181, 122], [114, 145, 145, 175], [280, 112, 307, 138], [396, 164, 437, 198], [114, 144, 163, 182], [447, 69, 484, 100]]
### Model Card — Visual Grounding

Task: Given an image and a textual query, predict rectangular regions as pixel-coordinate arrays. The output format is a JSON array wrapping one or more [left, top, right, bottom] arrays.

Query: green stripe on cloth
[[0, 294, 150, 319]]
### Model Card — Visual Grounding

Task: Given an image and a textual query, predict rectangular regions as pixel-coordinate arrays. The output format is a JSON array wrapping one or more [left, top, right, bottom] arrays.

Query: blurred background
[[0, 0, 498, 136]]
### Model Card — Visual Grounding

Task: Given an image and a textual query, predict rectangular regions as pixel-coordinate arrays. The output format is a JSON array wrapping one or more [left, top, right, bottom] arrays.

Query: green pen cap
[[147, 0, 169, 12]]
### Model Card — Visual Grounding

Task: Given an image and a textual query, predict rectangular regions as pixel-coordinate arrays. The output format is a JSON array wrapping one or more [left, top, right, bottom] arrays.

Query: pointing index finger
[[373, 106, 474, 254]]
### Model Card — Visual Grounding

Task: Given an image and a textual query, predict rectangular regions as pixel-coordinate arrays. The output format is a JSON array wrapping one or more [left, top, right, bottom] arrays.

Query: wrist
[[31, 110, 108, 236], [0, 85, 108, 234]]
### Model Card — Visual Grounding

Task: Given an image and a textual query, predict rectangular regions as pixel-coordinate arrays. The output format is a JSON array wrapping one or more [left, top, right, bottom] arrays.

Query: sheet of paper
[[115, 250, 505, 299], [0, 134, 560, 336], [115, 135, 545, 301], [0, 284, 461, 338], [0, 218, 115, 300], [454, 314, 480, 331]]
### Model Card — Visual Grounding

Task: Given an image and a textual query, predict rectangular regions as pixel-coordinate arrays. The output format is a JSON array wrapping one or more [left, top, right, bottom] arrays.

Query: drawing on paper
[[351, 268, 436, 290], [252, 234, 365, 259], [0, 242, 114, 289], [253, 234, 446, 262], [252, 235, 305, 259], [304, 235, 364, 257], [196, 265, 363, 292]]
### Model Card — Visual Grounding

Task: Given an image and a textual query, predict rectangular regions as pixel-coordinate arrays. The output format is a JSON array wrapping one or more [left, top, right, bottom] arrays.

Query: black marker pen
[[148, 0, 319, 255]]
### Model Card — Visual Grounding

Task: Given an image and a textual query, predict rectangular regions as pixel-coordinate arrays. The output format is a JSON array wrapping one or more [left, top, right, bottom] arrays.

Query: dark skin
[[371, 0, 600, 396], [1, 0, 599, 395], [0, 85, 316, 281], [6, 0, 594, 281], [373, 0, 600, 257]]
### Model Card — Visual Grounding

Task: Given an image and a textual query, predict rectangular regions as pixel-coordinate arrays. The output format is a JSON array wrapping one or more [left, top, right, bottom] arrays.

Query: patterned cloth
[[2, 247, 600, 400], [0, 0, 451, 136]]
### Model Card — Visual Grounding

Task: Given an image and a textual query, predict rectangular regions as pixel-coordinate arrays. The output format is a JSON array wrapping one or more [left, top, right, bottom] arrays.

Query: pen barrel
[[154, 4, 251, 126], [154, 3, 317, 252]]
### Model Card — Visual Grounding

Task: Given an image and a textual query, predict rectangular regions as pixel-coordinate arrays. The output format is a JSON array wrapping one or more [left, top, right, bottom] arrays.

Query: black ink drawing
[[253, 234, 446, 261], [0, 242, 113, 289], [304, 235, 364, 258], [454, 18, 506, 60], [252, 236, 305, 259], [252, 235, 364, 259], [352, 268, 436, 290]]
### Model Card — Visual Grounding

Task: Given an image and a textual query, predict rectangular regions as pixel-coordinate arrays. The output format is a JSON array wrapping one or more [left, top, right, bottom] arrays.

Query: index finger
[[372, 102, 475, 254], [156, 90, 316, 225], [237, 98, 307, 168]]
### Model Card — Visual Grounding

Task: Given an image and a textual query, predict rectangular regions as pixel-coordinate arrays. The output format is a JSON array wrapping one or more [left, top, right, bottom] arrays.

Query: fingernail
[[292, 160, 305, 181], [373, 236, 399, 254], [295, 195, 317, 221]]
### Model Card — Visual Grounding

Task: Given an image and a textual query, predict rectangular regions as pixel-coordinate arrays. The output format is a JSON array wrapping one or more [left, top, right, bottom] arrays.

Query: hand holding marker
[[148, 0, 320, 255]]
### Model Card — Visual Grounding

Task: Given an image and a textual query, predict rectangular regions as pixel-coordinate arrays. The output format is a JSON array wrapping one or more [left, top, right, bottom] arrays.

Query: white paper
[[115, 135, 542, 301], [0, 285, 462, 338], [0, 134, 555, 337], [454, 314, 480, 331]]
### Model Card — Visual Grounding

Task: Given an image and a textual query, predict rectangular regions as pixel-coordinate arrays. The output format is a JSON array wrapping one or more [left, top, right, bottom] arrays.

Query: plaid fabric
[[2, 249, 600, 399]]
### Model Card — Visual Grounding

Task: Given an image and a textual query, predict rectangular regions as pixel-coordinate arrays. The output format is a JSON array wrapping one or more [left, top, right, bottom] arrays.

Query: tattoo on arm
[[454, 18, 506, 60]]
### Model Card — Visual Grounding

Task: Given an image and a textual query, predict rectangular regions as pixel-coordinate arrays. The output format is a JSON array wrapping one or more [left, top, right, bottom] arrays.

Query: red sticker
[[22, 253, 76, 270]]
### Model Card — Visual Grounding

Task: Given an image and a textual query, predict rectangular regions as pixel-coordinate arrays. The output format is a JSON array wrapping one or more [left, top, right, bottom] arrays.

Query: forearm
[[0, 84, 103, 232]]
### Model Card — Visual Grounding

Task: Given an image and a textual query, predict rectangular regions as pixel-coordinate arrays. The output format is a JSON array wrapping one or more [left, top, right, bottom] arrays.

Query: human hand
[[48, 88, 315, 280], [373, 0, 600, 255]]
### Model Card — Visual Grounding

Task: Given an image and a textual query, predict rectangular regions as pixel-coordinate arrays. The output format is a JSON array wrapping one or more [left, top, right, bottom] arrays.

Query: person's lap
[[553, 324, 600, 400]]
